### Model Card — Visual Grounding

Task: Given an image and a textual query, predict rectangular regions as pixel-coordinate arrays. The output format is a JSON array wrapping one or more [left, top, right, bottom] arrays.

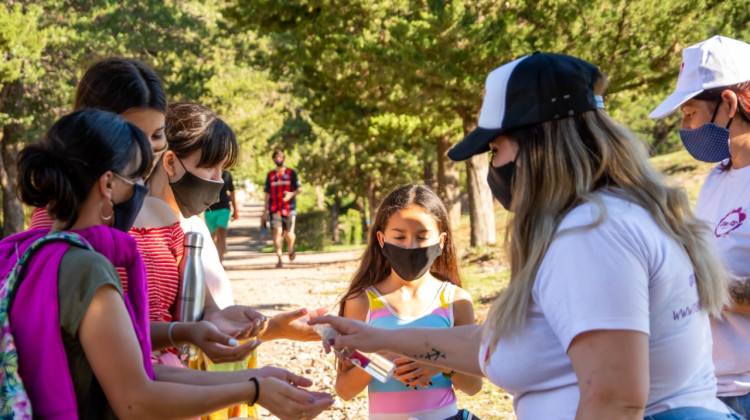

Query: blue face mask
[[678, 101, 733, 163], [112, 177, 148, 232]]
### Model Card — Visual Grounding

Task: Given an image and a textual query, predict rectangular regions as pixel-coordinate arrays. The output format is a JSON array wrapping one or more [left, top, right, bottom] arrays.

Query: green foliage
[[0, 1, 300, 232], [0, 3, 45, 84], [295, 209, 330, 250], [5, 0, 750, 235], [0, 3, 45, 127], [228, 0, 750, 170], [338, 208, 363, 245]]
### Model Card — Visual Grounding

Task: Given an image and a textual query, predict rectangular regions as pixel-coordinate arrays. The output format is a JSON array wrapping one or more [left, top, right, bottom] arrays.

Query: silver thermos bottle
[[174, 231, 205, 358]]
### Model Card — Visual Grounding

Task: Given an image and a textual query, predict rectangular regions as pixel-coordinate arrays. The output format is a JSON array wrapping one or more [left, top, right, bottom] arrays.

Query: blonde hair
[[483, 107, 728, 353]]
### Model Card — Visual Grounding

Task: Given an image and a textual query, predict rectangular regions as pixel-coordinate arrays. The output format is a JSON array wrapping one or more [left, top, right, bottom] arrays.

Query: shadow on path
[[221, 200, 361, 277]]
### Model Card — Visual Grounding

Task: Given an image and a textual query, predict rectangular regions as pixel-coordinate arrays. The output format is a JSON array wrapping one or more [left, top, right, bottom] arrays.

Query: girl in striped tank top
[[336, 185, 482, 420]]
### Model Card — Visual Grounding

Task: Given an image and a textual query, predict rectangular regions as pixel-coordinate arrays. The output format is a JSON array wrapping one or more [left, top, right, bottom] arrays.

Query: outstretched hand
[[256, 377, 333, 420], [203, 305, 267, 340], [391, 357, 442, 389], [307, 315, 384, 354], [189, 320, 261, 364], [253, 365, 314, 388], [260, 307, 329, 342]]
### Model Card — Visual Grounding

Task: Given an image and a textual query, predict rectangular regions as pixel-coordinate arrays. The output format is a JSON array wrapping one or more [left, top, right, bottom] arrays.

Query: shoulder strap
[[1, 232, 93, 320]]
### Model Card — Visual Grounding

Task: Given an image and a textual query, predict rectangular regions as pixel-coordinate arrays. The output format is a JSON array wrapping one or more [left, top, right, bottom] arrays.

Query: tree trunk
[[1, 81, 26, 238], [354, 196, 368, 243], [422, 147, 437, 190], [435, 134, 461, 229], [460, 113, 496, 246], [330, 191, 341, 243], [366, 178, 378, 228], [315, 185, 326, 210]]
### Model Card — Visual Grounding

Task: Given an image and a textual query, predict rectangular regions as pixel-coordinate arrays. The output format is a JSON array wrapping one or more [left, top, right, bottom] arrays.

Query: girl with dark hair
[[129, 101, 257, 366], [29, 57, 167, 229], [651, 35, 750, 417], [312, 53, 736, 419], [24, 59, 257, 368], [2, 109, 332, 419], [141, 102, 326, 373], [335, 185, 482, 419]]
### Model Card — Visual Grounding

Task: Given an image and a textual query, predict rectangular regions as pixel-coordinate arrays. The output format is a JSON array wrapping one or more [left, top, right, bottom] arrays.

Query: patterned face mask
[[678, 101, 733, 163]]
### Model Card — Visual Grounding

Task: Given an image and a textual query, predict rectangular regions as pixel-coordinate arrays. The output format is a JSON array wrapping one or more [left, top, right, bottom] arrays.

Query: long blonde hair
[[483, 101, 728, 351]]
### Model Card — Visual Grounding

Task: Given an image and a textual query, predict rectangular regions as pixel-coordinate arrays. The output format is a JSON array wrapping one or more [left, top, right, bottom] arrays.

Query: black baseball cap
[[448, 52, 605, 161]]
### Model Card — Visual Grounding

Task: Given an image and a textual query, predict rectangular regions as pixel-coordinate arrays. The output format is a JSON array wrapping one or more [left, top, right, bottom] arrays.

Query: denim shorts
[[719, 394, 750, 419], [644, 406, 744, 420]]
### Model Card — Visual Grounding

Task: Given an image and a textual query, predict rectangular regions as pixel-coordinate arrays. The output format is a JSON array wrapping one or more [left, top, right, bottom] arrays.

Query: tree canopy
[[2, 0, 749, 241]]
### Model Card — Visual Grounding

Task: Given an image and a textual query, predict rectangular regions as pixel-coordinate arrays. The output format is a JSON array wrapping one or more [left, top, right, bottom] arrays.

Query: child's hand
[[203, 305, 267, 340], [261, 307, 329, 341], [392, 357, 443, 389], [188, 320, 262, 363]]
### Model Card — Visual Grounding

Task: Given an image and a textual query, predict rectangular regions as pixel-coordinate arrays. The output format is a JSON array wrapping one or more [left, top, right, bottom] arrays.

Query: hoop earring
[[100, 200, 114, 221]]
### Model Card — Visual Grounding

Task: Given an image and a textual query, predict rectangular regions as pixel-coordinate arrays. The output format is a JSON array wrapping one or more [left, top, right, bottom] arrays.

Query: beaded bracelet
[[167, 322, 179, 349], [248, 377, 260, 406]]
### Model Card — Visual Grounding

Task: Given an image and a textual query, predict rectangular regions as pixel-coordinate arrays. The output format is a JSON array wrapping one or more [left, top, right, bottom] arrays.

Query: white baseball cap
[[448, 52, 605, 161], [650, 35, 750, 119]]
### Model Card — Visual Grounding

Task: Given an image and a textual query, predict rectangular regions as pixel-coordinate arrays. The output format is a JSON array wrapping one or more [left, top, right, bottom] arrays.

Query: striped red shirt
[[264, 168, 300, 216], [29, 207, 53, 230], [118, 222, 184, 322]]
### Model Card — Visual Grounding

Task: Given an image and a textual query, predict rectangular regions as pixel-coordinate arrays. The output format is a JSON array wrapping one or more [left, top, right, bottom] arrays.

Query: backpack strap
[[1, 232, 93, 321], [0, 232, 93, 420]]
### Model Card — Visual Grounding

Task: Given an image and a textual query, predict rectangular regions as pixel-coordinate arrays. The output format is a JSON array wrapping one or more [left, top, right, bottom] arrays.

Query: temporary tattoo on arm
[[407, 348, 447, 362], [729, 279, 750, 306]]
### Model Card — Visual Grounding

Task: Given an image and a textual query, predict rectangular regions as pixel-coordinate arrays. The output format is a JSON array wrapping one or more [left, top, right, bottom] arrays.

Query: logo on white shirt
[[715, 207, 746, 237]]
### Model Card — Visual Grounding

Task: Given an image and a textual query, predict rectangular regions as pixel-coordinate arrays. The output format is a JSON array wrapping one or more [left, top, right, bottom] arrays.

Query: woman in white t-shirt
[[311, 52, 739, 419], [650, 35, 750, 418]]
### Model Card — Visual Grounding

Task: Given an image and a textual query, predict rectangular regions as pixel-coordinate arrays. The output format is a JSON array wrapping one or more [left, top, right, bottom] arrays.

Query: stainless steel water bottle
[[174, 231, 205, 358]]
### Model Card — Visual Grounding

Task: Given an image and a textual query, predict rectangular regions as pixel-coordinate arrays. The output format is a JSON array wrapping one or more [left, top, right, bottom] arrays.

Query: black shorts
[[270, 213, 296, 233]]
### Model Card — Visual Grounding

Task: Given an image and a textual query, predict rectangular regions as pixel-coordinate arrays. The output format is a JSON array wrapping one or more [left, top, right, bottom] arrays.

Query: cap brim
[[448, 127, 505, 161], [649, 89, 703, 119]]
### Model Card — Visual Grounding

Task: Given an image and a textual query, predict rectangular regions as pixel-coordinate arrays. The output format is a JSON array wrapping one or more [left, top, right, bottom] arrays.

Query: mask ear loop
[[710, 100, 721, 124], [176, 156, 189, 171], [168, 155, 189, 184], [710, 98, 734, 129]]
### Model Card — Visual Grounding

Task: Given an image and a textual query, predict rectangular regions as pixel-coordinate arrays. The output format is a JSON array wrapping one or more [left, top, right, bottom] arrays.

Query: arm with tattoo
[[309, 315, 487, 377], [377, 326, 484, 376], [406, 348, 448, 362]]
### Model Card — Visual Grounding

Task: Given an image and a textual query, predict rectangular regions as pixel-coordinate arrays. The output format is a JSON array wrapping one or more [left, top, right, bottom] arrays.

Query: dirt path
[[223, 201, 367, 419]]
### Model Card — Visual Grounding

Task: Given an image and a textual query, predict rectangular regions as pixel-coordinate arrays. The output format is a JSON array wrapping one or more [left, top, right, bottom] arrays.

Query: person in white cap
[[651, 35, 750, 417], [310, 52, 739, 419]]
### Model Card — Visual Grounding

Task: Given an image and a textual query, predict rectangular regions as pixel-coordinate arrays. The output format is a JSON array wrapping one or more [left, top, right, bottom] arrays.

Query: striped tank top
[[365, 282, 459, 420]]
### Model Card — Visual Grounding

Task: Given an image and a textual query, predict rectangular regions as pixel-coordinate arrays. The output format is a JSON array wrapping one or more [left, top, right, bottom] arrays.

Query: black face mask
[[113, 183, 148, 232], [487, 161, 516, 211], [275, 158, 284, 167], [381, 241, 443, 281], [168, 158, 225, 218]]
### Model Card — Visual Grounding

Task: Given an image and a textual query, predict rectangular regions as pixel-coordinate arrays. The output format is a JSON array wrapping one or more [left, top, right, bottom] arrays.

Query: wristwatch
[[442, 370, 457, 379]]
